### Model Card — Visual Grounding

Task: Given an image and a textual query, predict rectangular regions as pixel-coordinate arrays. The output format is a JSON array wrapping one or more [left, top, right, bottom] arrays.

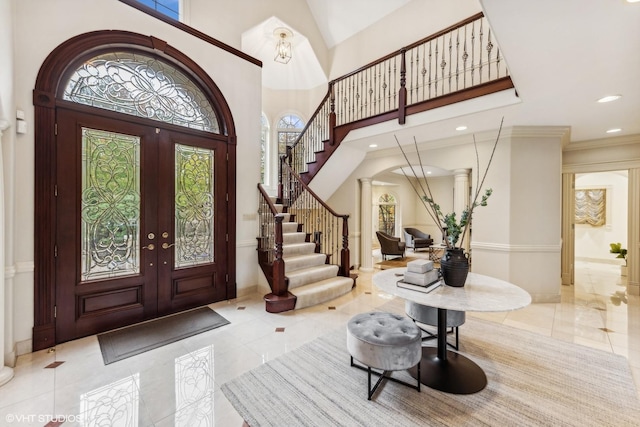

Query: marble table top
[[373, 268, 531, 313]]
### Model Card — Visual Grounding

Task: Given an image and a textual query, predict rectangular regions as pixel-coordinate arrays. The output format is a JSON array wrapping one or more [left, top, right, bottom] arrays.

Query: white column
[[453, 169, 470, 251], [628, 168, 640, 296], [453, 168, 470, 216], [0, 121, 14, 386], [359, 178, 373, 272]]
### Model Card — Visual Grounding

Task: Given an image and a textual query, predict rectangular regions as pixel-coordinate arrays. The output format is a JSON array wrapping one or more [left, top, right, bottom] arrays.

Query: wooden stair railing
[[279, 158, 350, 276], [257, 184, 286, 298], [288, 12, 513, 184], [258, 161, 350, 311]]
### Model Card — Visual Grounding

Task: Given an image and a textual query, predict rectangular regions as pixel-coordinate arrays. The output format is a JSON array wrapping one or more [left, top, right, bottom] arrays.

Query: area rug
[[221, 317, 640, 426], [375, 257, 416, 270], [97, 307, 229, 364]]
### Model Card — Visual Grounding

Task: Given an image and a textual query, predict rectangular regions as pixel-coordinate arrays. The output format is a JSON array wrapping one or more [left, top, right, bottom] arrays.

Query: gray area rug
[[97, 307, 229, 364], [221, 317, 640, 426]]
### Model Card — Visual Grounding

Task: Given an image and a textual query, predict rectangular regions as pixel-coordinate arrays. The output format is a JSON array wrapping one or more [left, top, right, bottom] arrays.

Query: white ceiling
[[242, 0, 640, 148]]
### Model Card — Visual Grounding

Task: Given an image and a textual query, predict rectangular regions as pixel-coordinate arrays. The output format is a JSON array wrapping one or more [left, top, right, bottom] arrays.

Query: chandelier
[[274, 27, 293, 64]]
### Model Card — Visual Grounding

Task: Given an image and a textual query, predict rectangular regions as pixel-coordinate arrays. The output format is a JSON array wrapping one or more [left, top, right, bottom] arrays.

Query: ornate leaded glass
[[175, 144, 214, 268], [81, 128, 141, 281], [64, 51, 219, 133]]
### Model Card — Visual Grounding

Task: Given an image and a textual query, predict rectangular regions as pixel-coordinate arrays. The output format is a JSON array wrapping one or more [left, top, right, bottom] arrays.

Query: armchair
[[403, 228, 434, 252], [376, 231, 406, 260]]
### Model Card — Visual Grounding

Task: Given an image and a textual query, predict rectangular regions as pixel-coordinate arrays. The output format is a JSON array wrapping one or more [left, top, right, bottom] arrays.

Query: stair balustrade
[[279, 159, 350, 277], [288, 12, 512, 182]]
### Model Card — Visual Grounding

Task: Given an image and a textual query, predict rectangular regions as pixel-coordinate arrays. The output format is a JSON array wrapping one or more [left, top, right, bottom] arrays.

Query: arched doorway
[[33, 31, 237, 349]]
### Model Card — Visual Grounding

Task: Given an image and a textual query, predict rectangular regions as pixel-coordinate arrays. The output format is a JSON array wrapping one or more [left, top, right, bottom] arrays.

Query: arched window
[[277, 114, 304, 157], [378, 193, 397, 236], [260, 113, 269, 184], [63, 51, 219, 133]]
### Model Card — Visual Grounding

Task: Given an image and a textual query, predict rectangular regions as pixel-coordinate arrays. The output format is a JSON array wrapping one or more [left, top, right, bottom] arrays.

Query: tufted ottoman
[[347, 311, 422, 400]]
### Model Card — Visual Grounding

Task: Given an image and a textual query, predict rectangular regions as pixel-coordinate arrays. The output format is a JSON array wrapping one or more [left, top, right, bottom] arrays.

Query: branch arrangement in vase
[[395, 117, 504, 250]]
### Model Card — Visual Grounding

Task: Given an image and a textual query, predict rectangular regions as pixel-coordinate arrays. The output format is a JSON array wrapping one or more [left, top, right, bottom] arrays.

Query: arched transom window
[[277, 114, 304, 156], [63, 51, 220, 133]]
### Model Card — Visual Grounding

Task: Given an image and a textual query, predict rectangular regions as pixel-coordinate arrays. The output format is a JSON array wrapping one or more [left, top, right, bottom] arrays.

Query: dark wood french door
[[55, 108, 228, 342]]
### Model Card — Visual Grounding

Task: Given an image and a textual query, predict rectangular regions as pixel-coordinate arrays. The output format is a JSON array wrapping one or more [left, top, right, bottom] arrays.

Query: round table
[[373, 268, 531, 394]]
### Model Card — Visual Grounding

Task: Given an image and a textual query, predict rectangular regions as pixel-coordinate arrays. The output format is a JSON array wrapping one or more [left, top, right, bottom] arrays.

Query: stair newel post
[[340, 215, 350, 277], [329, 82, 336, 146], [398, 48, 407, 125], [272, 214, 286, 296]]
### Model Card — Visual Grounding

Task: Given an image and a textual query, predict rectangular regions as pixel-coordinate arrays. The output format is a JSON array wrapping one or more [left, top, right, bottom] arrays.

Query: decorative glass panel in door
[[174, 144, 215, 268], [81, 128, 141, 280]]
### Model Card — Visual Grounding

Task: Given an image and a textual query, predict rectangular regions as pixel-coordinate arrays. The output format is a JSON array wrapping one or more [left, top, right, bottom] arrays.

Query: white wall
[[1, 0, 16, 375], [9, 0, 262, 351], [574, 171, 628, 263]]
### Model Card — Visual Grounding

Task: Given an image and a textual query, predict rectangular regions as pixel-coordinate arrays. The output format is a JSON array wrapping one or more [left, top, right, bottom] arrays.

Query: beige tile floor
[[0, 260, 638, 426]]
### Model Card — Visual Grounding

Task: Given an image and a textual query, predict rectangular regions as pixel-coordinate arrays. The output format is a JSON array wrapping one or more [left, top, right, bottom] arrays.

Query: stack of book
[[397, 259, 441, 293]]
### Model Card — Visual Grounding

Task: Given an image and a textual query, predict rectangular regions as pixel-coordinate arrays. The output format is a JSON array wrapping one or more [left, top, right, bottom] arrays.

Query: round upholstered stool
[[405, 300, 466, 350], [346, 311, 422, 400]]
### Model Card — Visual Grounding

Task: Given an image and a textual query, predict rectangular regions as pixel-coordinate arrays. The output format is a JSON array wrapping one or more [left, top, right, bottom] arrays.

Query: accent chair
[[403, 227, 434, 252], [376, 231, 406, 260]]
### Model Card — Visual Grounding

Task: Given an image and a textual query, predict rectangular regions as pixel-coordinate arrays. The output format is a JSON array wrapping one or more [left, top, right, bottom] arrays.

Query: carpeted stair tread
[[282, 222, 299, 233], [282, 242, 316, 256], [287, 264, 340, 289], [283, 232, 307, 244], [291, 276, 355, 309], [283, 253, 327, 273]]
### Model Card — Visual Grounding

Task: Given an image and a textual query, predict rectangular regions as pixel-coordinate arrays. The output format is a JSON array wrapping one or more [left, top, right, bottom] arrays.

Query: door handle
[[142, 244, 155, 250], [162, 243, 175, 249]]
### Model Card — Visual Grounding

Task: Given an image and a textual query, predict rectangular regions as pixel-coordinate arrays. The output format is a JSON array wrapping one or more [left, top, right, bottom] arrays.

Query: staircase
[[257, 163, 354, 313], [257, 13, 511, 313], [274, 202, 354, 310]]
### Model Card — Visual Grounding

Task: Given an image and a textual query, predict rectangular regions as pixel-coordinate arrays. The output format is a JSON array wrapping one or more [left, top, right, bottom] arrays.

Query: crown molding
[[563, 133, 640, 152]]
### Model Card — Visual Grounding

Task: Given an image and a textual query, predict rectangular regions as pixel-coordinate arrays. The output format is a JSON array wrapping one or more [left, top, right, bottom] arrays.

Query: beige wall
[[328, 126, 565, 302]]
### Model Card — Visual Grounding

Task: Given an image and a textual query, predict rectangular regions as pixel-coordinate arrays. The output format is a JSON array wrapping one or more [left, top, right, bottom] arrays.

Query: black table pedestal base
[[408, 347, 487, 394]]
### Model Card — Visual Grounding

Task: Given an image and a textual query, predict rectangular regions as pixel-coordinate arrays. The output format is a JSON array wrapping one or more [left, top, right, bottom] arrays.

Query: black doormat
[[97, 307, 230, 365]]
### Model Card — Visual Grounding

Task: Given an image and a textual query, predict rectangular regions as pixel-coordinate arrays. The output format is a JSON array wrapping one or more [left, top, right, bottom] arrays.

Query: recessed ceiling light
[[606, 128, 622, 134], [597, 95, 622, 103], [426, 171, 432, 175], [627, 0, 639, 3], [455, 126, 467, 131], [369, 144, 378, 148]]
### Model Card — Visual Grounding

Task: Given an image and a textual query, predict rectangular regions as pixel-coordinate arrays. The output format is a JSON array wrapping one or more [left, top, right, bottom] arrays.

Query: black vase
[[440, 248, 469, 287]]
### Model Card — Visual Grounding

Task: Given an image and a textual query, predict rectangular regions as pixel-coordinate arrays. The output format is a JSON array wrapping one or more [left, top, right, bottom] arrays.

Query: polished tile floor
[[0, 260, 638, 426]]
